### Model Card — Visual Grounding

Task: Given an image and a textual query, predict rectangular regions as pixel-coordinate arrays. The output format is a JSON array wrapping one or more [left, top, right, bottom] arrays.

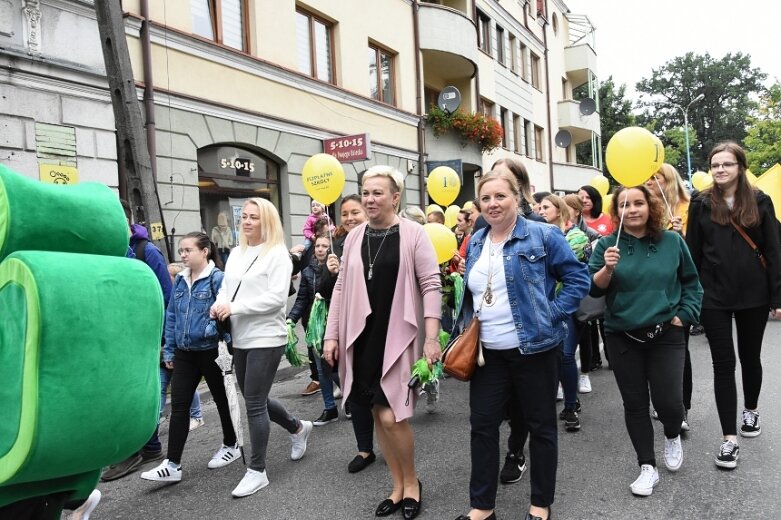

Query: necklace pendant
[[484, 288, 493, 305], [368, 266, 373, 280]]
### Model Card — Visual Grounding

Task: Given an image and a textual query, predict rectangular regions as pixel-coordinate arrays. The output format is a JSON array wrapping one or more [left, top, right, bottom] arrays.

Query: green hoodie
[[589, 230, 703, 333]]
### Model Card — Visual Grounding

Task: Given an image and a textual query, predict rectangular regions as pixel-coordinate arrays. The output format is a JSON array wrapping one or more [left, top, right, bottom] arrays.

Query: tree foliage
[[635, 52, 766, 171], [745, 82, 781, 172]]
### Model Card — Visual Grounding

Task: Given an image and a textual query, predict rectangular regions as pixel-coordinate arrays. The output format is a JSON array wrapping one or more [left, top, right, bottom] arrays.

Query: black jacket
[[686, 190, 781, 310], [287, 261, 328, 327]]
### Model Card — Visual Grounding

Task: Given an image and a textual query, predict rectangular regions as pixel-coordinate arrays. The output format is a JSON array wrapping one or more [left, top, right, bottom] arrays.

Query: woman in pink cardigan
[[323, 165, 441, 520]]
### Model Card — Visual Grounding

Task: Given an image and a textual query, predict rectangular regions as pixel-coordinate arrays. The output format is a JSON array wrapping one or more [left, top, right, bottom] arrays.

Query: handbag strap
[[230, 255, 260, 302], [730, 219, 768, 269]]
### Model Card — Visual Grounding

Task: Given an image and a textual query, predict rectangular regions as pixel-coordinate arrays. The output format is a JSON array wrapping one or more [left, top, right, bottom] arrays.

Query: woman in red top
[[578, 185, 614, 236]]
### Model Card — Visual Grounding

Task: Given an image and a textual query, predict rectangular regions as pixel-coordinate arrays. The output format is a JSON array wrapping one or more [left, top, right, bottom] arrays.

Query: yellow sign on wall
[[149, 222, 165, 241], [39, 164, 79, 184]]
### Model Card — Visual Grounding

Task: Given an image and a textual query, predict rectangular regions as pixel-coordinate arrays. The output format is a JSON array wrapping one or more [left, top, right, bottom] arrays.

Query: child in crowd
[[303, 201, 332, 248]]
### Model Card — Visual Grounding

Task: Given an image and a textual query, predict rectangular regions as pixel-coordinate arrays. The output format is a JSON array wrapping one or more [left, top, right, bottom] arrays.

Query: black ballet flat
[[454, 513, 496, 520], [524, 507, 551, 520], [375, 498, 402, 517], [402, 480, 422, 519]]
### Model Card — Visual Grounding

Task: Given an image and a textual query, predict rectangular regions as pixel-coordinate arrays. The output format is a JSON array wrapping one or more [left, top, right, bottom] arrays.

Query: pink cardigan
[[324, 218, 441, 421]]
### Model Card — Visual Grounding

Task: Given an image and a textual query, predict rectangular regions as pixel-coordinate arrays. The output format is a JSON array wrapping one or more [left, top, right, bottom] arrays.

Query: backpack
[[133, 239, 149, 263]]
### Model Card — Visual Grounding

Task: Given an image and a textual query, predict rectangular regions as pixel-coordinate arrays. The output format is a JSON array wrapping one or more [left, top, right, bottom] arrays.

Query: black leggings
[[167, 348, 237, 465], [700, 306, 768, 436]]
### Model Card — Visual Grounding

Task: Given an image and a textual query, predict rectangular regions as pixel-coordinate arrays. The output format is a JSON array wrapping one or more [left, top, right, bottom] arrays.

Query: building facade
[[0, 0, 600, 254]]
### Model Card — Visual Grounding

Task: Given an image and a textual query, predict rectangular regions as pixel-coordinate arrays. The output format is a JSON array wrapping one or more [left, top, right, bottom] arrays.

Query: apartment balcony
[[557, 100, 600, 144], [552, 162, 602, 192], [564, 43, 597, 87], [419, 3, 478, 81], [424, 126, 482, 169]]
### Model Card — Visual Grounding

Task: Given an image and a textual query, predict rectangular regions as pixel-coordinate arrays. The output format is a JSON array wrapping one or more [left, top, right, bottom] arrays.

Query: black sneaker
[[740, 409, 761, 437], [690, 324, 705, 336], [347, 451, 376, 473], [715, 440, 739, 469], [559, 399, 581, 420], [344, 401, 352, 420], [499, 452, 527, 484], [562, 408, 581, 432], [313, 408, 339, 426]]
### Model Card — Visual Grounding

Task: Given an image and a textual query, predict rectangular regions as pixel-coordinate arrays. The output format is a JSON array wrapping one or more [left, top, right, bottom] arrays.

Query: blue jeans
[[313, 349, 340, 411], [160, 366, 202, 419], [560, 315, 579, 409]]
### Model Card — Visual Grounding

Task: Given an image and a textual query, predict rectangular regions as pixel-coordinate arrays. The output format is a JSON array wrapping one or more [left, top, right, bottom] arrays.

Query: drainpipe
[[542, 0, 555, 191], [140, 0, 173, 258], [412, 0, 426, 207]]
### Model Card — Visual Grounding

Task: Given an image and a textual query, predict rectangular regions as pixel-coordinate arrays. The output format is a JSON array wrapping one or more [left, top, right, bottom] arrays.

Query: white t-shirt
[[467, 241, 518, 350], [219, 243, 292, 349]]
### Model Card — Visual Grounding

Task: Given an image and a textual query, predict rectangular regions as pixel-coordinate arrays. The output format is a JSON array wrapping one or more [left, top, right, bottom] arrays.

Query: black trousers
[[700, 306, 768, 436], [606, 328, 685, 467], [167, 348, 237, 464], [348, 397, 375, 453], [469, 347, 559, 509]]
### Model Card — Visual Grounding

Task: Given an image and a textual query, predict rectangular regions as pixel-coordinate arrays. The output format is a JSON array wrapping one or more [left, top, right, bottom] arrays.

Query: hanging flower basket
[[426, 105, 504, 153]]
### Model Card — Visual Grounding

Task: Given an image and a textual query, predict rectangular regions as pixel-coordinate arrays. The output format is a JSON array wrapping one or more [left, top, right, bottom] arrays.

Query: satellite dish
[[579, 97, 597, 116], [554, 129, 572, 147], [438, 86, 462, 114]]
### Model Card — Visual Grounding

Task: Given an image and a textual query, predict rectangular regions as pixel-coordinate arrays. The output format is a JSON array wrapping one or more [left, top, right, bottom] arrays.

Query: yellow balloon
[[691, 171, 712, 191], [605, 127, 664, 187], [462, 201, 474, 212], [603, 194, 613, 215], [427, 166, 461, 206], [426, 204, 443, 216], [746, 169, 758, 186], [444, 205, 460, 228], [301, 153, 345, 205], [589, 175, 610, 197], [423, 223, 458, 264]]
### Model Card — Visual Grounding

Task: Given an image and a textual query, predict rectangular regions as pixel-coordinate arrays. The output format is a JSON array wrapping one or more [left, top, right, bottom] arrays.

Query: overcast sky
[[564, 0, 781, 100]]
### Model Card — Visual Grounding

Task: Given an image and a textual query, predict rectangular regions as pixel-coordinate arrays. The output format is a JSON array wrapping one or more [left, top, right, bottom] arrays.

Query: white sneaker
[[231, 468, 269, 497], [664, 435, 683, 472], [189, 417, 205, 431], [333, 386, 343, 399], [681, 411, 690, 432], [140, 459, 182, 482], [290, 420, 313, 460], [70, 489, 101, 520], [556, 383, 564, 401], [630, 464, 659, 496], [208, 444, 241, 469], [578, 374, 592, 393]]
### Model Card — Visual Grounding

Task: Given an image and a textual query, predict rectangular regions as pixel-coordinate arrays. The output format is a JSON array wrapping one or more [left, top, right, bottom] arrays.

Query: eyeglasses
[[177, 247, 197, 255], [710, 161, 738, 170]]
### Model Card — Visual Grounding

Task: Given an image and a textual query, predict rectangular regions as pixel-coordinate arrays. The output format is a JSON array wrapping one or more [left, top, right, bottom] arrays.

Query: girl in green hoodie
[[589, 185, 702, 498]]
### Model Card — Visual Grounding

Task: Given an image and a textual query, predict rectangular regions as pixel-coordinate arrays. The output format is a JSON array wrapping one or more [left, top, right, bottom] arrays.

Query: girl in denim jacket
[[140, 232, 240, 484]]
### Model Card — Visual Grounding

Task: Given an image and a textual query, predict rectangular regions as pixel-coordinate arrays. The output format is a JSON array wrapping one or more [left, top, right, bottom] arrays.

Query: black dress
[[351, 224, 400, 407]]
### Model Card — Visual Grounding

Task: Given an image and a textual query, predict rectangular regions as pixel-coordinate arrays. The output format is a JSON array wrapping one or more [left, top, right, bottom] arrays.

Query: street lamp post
[[672, 93, 705, 183]]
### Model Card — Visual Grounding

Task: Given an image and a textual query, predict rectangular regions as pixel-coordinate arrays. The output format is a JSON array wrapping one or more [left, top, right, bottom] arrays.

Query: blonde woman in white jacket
[[211, 197, 313, 498]]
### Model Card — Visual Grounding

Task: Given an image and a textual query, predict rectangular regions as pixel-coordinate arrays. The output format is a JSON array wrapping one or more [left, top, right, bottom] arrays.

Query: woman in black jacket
[[686, 141, 781, 470]]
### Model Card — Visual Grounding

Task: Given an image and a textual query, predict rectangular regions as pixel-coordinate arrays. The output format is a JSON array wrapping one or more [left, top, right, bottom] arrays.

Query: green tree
[[745, 82, 781, 172], [661, 125, 699, 175], [636, 52, 766, 171]]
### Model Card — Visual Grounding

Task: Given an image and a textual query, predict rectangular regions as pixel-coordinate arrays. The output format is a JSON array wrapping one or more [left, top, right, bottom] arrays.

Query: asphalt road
[[88, 320, 781, 520]]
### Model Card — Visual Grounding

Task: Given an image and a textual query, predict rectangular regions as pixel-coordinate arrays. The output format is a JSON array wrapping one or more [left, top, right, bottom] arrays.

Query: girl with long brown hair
[[686, 142, 781, 470]]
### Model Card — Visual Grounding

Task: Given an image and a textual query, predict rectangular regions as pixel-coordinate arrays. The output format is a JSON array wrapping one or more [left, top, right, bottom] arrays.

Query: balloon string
[[614, 197, 627, 247], [654, 177, 674, 221], [325, 204, 334, 251]]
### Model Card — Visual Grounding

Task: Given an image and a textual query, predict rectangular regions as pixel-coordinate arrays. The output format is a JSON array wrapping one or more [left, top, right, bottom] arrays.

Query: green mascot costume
[[0, 164, 163, 518]]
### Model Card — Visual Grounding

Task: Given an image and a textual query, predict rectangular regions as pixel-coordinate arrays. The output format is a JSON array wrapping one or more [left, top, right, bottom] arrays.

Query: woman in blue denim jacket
[[140, 232, 240, 484], [454, 170, 591, 520]]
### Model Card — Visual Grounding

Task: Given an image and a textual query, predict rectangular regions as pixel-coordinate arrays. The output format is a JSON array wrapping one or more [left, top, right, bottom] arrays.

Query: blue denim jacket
[[163, 266, 224, 362], [458, 216, 591, 354]]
